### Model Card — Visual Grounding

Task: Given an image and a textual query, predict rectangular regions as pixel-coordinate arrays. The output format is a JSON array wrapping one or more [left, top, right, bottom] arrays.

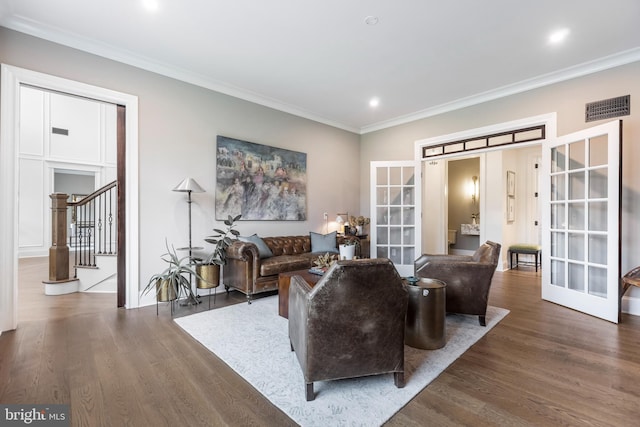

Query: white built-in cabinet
[[18, 86, 117, 257]]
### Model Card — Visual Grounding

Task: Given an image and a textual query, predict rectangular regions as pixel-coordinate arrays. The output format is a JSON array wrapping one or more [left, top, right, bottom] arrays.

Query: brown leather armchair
[[414, 241, 501, 326], [288, 258, 408, 401]]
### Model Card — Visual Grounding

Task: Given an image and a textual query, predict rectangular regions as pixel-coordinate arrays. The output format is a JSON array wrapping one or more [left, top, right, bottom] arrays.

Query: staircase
[[76, 253, 117, 292], [45, 181, 118, 295]]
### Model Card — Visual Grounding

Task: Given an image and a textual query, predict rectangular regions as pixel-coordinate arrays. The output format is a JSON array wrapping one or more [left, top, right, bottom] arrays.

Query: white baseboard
[[622, 295, 640, 317], [44, 279, 80, 295]]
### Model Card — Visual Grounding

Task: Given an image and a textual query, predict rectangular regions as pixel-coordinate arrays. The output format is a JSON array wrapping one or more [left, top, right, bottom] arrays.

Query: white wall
[[0, 27, 360, 310], [500, 145, 542, 267], [18, 86, 115, 257], [54, 171, 96, 196], [483, 150, 505, 266], [422, 160, 446, 254]]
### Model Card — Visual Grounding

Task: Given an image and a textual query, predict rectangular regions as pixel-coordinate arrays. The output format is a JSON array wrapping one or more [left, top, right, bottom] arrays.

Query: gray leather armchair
[[414, 241, 501, 326], [288, 258, 408, 401]]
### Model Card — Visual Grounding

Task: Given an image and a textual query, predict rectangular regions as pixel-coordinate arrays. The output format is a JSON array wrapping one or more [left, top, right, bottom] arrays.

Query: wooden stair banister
[[48, 181, 117, 282], [48, 193, 70, 282]]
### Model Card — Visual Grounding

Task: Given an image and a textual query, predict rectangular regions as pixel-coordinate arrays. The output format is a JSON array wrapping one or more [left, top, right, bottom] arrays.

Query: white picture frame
[[507, 196, 515, 222], [507, 170, 516, 197]]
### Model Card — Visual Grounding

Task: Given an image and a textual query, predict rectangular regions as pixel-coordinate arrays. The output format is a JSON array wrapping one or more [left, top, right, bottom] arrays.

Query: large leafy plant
[[143, 240, 201, 300], [203, 214, 241, 265]]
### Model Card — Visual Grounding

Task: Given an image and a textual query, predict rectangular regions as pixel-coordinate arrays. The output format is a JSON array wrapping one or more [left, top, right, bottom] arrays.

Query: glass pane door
[[542, 120, 621, 323], [370, 161, 420, 276]]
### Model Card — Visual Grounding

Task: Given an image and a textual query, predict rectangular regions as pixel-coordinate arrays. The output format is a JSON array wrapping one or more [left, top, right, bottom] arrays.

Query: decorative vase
[[339, 244, 356, 260], [156, 278, 177, 302], [356, 225, 363, 236], [196, 264, 220, 289]]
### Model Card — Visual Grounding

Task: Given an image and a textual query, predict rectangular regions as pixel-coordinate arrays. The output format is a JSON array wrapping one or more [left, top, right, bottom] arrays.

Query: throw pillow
[[310, 231, 338, 253], [239, 234, 274, 259]]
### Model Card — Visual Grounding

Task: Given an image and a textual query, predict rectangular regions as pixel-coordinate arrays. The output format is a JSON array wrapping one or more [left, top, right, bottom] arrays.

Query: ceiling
[[1, 0, 639, 134]]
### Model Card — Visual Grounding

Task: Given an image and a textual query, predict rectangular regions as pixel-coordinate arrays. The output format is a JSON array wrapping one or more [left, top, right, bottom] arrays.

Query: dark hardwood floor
[[2, 257, 639, 426]]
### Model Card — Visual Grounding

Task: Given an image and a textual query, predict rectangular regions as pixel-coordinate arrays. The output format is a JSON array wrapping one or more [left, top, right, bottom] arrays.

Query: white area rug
[[175, 296, 509, 426]]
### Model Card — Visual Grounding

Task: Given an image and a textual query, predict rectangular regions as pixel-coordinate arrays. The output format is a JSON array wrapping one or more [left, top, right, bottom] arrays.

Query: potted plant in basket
[[196, 214, 242, 290], [143, 240, 201, 302]]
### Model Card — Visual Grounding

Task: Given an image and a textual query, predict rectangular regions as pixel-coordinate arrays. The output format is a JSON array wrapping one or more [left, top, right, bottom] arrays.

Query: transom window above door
[[422, 125, 545, 158]]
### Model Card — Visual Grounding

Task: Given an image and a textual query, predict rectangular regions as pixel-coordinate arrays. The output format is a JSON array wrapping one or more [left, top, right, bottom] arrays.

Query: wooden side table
[[359, 238, 370, 258], [278, 269, 322, 318]]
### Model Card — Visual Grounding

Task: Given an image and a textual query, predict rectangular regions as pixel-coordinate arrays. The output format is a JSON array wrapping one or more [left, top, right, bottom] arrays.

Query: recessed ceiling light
[[549, 28, 570, 44], [142, 0, 159, 12], [369, 97, 380, 108], [364, 16, 379, 26]]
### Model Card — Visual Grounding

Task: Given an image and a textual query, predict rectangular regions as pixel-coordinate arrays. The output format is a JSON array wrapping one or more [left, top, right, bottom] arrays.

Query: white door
[[541, 120, 621, 323], [370, 161, 421, 276]]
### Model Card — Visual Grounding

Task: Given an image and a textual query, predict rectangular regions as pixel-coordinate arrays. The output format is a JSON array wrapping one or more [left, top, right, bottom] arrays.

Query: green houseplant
[[338, 237, 359, 260], [196, 214, 242, 289], [143, 240, 200, 302]]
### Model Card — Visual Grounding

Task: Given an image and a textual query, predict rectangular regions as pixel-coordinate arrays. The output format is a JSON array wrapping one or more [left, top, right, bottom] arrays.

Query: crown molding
[[3, 15, 639, 136], [361, 47, 640, 134], [1, 15, 360, 134]]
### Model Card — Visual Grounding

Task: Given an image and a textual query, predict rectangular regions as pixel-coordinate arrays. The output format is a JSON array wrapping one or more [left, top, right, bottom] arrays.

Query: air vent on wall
[[51, 127, 69, 136], [585, 95, 630, 122]]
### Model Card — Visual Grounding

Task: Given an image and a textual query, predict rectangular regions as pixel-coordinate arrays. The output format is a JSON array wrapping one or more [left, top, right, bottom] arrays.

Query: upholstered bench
[[508, 244, 541, 272]]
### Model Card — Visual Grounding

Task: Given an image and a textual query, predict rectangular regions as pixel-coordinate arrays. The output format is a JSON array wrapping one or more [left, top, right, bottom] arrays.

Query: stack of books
[[308, 266, 327, 276]]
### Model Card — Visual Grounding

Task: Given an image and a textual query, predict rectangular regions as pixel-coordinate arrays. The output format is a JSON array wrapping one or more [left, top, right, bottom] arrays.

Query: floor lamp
[[173, 177, 205, 304]]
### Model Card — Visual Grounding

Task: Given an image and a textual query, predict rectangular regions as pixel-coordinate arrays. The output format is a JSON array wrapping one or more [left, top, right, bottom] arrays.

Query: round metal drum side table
[[405, 278, 447, 350]]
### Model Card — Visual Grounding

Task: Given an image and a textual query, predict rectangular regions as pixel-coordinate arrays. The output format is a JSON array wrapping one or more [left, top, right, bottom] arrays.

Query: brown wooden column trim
[[48, 193, 70, 282]]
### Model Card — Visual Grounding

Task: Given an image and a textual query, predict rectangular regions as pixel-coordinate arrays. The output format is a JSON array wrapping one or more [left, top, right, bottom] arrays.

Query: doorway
[[53, 169, 97, 256], [18, 85, 119, 297], [0, 64, 140, 333], [447, 157, 480, 255], [416, 113, 623, 323], [417, 114, 554, 270]]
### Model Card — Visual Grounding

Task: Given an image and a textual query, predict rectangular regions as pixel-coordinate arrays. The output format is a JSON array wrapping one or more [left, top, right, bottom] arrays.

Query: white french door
[[370, 161, 421, 276], [541, 120, 621, 323]]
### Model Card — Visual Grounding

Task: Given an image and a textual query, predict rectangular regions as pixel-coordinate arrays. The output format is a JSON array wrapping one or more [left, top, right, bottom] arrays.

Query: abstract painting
[[215, 136, 307, 220]]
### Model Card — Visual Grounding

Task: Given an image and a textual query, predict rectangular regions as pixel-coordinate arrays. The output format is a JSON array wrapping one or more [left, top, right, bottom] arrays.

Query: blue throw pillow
[[310, 231, 338, 253], [239, 234, 273, 259]]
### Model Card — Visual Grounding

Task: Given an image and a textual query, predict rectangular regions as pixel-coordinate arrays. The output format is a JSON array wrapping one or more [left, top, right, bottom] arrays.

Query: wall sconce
[[336, 212, 349, 234], [470, 176, 479, 205]]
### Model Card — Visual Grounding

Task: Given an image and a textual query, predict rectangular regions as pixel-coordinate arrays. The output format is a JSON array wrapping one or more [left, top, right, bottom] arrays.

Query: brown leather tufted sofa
[[414, 240, 501, 326], [223, 235, 360, 303], [288, 258, 408, 401]]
